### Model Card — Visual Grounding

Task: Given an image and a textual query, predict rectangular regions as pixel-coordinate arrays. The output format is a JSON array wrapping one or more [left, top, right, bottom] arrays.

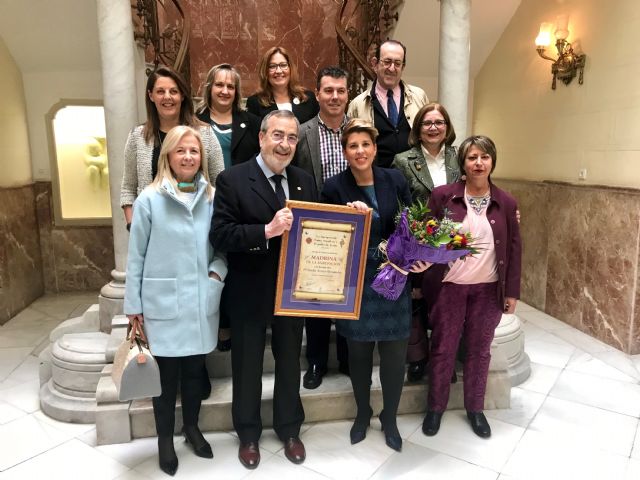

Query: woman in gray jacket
[[124, 126, 227, 476], [391, 103, 460, 383]]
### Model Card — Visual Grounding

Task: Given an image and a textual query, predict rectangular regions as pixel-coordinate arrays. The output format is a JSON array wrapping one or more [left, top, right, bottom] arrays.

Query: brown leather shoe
[[283, 437, 306, 464], [238, 442, 260, 469]]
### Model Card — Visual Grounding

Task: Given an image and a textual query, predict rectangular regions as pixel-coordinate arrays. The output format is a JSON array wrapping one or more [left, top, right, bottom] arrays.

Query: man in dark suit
[[211, 110, 316, 469], [294, 66, 350, 389]]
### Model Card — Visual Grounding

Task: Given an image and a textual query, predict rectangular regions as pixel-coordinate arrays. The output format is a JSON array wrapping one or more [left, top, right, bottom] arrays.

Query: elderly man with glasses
[[347, 39, 429, 168], [211, 110, 317, 470]]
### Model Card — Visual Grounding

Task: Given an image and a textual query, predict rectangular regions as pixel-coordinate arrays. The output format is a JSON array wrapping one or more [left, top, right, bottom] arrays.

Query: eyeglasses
[[420, 120, 447, 129], [270, 131, 298, 145], [268, 62, 290, 71], [379, 58, 404, 69]]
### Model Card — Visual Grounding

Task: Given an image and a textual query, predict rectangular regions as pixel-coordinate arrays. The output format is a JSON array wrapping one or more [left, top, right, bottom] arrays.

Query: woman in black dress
[[321, 119, 428, 452]]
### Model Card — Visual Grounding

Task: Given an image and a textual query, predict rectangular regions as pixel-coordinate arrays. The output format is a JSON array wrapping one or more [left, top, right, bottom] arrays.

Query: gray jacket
[[293, 116, 323, 192]]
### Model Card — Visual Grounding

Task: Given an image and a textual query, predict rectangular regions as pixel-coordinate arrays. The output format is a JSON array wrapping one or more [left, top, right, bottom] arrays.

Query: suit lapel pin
[[240, 122, 246, 128], [297, 186, 302, 190], [414, 161, 422, 171]]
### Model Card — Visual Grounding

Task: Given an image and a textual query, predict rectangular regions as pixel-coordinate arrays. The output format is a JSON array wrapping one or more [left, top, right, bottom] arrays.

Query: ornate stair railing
[[131, 0, 190, 82], [336, 0, 403, 100]]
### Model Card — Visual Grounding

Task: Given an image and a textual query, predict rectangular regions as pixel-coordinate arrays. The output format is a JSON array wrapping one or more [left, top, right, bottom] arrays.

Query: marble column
[[437, 0, 471, 141], [96, 0, 139, 331]]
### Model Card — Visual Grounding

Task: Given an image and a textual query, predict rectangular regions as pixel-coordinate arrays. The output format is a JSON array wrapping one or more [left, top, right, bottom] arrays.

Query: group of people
[[121, 39, 521, 476]]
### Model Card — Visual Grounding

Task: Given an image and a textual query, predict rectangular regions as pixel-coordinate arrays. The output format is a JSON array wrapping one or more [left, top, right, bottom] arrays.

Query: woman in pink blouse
[[421, 135, 521, 439]]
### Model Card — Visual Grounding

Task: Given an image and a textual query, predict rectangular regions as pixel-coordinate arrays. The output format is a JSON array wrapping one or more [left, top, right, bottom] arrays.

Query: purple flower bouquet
[[371, 209, 475, 300]]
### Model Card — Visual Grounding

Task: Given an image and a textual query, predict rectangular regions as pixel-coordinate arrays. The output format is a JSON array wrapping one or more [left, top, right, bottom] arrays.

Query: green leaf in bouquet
[[435, 233, 453, 245]]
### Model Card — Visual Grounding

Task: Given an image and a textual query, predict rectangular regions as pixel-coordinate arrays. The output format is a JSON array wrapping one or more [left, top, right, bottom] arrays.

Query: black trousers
[[305, 318, 348, 368], [231, 315, 305, 443], [153, 354, 205, 437], [347, 338, 408, 425]]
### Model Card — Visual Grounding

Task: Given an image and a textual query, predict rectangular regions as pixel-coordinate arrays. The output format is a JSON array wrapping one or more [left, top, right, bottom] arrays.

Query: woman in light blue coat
[[124, 126, 227, 476]]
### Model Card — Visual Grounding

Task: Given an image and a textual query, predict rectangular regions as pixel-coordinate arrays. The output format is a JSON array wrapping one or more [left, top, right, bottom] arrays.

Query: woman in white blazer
[[124, 126, 227, 476]]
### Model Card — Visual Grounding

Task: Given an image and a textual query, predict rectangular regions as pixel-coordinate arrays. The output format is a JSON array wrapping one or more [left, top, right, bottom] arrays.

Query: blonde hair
[[152, 126, 214, 201], [197, 63, 243, 115]]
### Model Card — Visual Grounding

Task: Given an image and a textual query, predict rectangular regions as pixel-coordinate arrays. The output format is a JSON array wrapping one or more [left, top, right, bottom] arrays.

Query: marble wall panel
[[497, 179, 640, 354], [186, 0, 339, 96], [581, 188, 640, 353], [34, 182, 114, 293], [633, 251, 640, 354], [34, 182, 56, 289], [0, 185, 44, 324], [544, 185, 591, 328], [496, 179, 548, 310]]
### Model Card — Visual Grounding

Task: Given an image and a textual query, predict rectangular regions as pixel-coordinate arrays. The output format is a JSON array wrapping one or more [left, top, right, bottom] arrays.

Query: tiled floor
[[1, 294, 640, 479]]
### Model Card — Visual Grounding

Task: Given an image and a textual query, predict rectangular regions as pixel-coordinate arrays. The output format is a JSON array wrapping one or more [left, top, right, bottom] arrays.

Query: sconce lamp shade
[[554, 14, 570, 40], [535, 22, 554, 47]]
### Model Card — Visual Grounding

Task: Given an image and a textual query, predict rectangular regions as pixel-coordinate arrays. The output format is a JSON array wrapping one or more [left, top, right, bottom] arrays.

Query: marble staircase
[[39, 309, 527, 445], [94, 315, 515, 445]]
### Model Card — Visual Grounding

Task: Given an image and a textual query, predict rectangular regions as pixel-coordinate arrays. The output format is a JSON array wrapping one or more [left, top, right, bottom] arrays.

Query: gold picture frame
[[274, 200, 371, 320]]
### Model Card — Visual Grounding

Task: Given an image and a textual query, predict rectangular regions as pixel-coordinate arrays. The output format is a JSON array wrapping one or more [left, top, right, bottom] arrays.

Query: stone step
[[128, 365, 510, 438]]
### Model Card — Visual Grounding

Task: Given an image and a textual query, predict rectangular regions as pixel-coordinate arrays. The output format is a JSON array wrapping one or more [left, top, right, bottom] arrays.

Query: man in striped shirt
[[294, 66, 350, 389]]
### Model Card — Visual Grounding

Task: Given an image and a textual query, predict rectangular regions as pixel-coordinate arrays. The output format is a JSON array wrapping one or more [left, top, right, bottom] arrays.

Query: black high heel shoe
[[158, 436, 178, 476], [350, 407, 373, 445], [379, 410, 402, 452], [182, 425, 213, 458]]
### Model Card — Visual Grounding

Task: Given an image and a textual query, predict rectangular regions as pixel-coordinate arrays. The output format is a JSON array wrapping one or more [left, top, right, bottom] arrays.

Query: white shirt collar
[[421, 144, 445, 167]]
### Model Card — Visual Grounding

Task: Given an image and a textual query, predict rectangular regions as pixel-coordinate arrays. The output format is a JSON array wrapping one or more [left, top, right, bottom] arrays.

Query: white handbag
[[111, 318, 161, 401]]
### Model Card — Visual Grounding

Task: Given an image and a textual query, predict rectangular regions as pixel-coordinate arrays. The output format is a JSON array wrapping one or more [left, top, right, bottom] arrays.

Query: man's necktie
[[387, 89, 398, 126], [271, 174, 286, 208]]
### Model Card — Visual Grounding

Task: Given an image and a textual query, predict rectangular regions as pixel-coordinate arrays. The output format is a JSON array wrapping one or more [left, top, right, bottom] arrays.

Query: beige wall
[[0, 37, 32, 187], [473, 0, 640, 188]]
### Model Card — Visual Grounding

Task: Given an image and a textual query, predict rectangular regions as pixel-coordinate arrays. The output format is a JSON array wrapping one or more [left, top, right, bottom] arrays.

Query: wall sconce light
[[535, 15, 586, 90]]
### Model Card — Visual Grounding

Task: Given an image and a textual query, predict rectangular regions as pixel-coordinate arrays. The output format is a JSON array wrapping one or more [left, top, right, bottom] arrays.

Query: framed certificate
[[274, 200, 371, 319]]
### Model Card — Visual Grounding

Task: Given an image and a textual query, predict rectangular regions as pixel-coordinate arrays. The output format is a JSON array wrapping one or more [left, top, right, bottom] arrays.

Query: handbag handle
[[127, 318, 151, 364]]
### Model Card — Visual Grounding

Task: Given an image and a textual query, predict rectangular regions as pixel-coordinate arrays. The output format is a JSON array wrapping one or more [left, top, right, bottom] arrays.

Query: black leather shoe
[[467, 411, 491, 438], [379, 410, 402, 452], [303, 364, 327, 389], [182, 425, 213, 458], [422, 411, 443, 436], [158, 436, 178, 476], [407, 360, 426, 382]]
